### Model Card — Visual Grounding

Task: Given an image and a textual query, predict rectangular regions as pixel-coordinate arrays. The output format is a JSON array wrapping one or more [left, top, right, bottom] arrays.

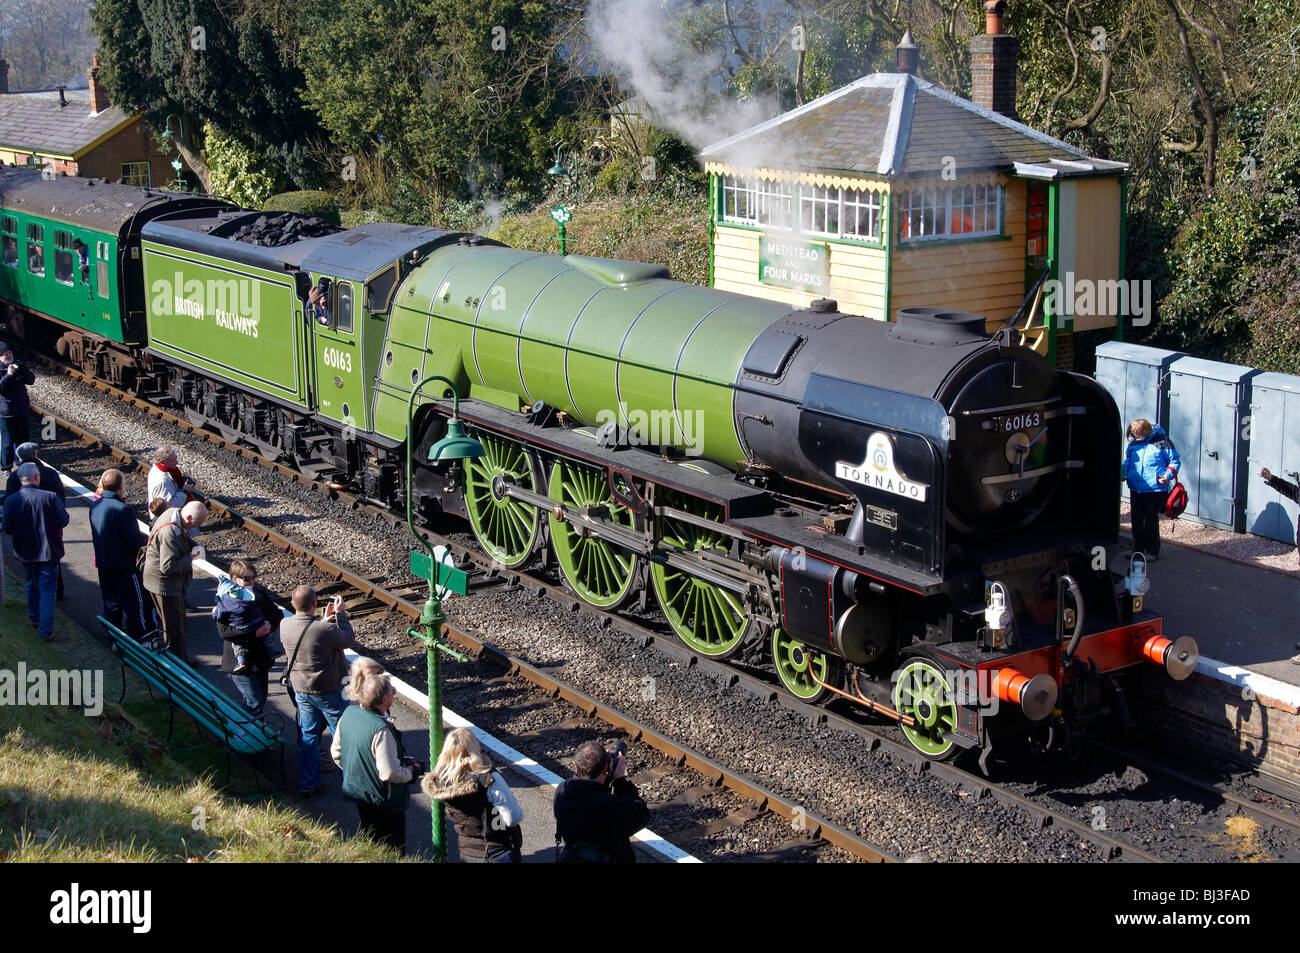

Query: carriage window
[[97, 260, 110, 298], [26, 223, 44, 276], [54, 231, 74, 285], [336, 282, 353, 332], [1, 218, 14, 267]]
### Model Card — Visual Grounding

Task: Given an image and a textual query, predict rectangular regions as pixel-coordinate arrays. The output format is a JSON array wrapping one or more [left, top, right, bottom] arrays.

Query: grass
[[0, 580, 395, 862]]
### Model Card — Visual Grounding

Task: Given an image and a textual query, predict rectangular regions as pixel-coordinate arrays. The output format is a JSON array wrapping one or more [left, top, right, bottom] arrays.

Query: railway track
[[37, 396, 893, 863], [33, 353, 1300, 863]]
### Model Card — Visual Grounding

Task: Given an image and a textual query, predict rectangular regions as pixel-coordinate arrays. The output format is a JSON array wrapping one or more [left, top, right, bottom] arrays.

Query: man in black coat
[[89, 468, 155, 642], [2, 463, 69, 640], [0, 343, 36, 471], [554, 740, 650, 862], [4, 443, 65, 500]]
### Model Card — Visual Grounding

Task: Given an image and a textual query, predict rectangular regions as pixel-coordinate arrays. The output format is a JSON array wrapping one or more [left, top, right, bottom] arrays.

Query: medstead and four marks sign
[[759, 235, 829, 293]]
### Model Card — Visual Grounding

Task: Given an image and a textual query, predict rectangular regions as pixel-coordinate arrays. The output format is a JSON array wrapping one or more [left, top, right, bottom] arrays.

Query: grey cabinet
[[1247, 372, 1300, 544], [1095, 341, 1182, 500], [1167, 356, 1256, 531]]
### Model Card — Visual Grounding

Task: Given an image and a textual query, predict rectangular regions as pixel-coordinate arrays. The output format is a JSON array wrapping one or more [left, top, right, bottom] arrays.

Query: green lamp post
[[405, 375, 483, 862], [548, 147, 572, 255]]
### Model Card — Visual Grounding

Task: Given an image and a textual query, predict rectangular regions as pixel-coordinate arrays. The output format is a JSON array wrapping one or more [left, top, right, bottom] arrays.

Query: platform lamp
[[405, 375, 483, 862], [548, 147, 572, 255], [159, 114, 185, 190]]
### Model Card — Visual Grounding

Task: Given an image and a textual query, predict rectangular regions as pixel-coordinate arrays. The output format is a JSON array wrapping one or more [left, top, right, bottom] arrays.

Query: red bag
[[1164, 479, 1188, 518]]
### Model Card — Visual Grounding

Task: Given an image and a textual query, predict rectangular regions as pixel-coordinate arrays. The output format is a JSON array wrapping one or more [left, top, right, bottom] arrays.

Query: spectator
[[147, 497, 169, 521], [280, 584, 361, 798], [6, 442, 68, 600], [88, 468, 156, 644], [214, 559, 282, 715], [1122, 418, 1181, 562], [1, 462, 69, 640], [553, 739, 649, 863], [212, 558, 277, 675], [347, 656, 385, 702], [147, 446, 196, 510], [331, 673, 421, 856], [423, 727, 524, 863], [141, 500, 209, 661], [1261, 468, 1300, 564], [4, 443, 64, 500], [0, 344, 35, 471]]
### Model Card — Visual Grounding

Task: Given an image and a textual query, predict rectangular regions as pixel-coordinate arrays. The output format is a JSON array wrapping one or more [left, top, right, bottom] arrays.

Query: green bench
[[98, 616, 285, 785]]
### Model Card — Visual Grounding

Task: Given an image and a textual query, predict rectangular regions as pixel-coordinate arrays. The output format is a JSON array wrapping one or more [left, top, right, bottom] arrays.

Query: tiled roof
[[701, 73, 1126, 179], [0, 88, 136, 158]]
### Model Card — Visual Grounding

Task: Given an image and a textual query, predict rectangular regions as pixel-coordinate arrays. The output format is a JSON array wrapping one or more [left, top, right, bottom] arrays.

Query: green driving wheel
[[548, 459, 640, 609], [771, 628, 842, 703], [892, 656, 960, 760], [462, 430, 540, 569], [651, 491, 750, 658]]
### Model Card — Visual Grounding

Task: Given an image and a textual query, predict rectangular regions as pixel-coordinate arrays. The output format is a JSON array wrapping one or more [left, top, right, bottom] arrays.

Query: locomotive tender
[[0, 167, 1197, 763]]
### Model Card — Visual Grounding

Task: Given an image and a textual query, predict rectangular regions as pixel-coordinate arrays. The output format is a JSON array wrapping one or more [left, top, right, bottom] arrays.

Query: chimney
[[88, 54, 109, 114], [896, 28, 918, 75], [970, 0, 1019, 120], [0, 60, 9, 95]]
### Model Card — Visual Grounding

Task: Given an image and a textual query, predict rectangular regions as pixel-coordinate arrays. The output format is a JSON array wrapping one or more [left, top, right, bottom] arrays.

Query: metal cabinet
[[1246, 372, 1300, 544], [1167, 356, 1257, 531], [1094, 341, 1182, 500]]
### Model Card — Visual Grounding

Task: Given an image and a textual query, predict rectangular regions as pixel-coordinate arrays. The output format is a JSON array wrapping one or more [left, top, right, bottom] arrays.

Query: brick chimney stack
[[0, 60, 9, 95], [970, 0, 1019, 120], [896, 28, 918, 75], [88, 54, 109, 114]]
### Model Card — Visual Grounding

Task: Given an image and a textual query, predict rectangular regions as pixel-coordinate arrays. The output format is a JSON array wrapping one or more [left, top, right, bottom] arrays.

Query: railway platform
[[1, 475, 692, 862]]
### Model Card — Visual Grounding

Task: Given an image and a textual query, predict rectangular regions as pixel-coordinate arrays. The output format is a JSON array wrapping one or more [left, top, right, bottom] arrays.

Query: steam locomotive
[[0, 167, 1196, 764]]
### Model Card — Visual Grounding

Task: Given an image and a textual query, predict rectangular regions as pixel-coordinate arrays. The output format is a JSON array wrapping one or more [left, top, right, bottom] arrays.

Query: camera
[[401, 756, 427, 782], [606, 740, 627, 778]]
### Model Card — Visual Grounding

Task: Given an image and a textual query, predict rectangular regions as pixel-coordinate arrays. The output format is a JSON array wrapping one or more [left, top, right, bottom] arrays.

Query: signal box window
[[2, 217, 16, 269], [54, 231, 74, 285], [26, 223, 44, 276], [122, 161, 150, 187], [336, 282, 353, 332]]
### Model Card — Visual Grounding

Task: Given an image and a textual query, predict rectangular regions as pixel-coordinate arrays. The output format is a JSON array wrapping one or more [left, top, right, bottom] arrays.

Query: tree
[[89, 0, 323, 193], [297, 0, 581, 203], [0, 0, 97, 91]]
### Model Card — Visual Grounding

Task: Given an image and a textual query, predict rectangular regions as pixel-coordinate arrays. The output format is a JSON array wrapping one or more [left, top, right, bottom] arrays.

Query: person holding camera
[[553, 739, 649, 863], [1260, 468, 1300, 567], [331, 672, 421, 856], [424, 727, 524, 863], [280, 584, 362, 798], [0, 343, 35, 471]]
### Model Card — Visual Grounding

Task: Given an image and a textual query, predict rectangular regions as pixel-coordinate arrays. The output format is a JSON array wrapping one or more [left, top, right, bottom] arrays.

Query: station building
[[700, 2, 1127, 367], [0, 56, 180, 190]]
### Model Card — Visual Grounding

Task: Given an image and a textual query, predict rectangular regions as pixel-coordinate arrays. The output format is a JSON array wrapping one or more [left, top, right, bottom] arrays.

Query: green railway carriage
[[0, 166, 227, 385]]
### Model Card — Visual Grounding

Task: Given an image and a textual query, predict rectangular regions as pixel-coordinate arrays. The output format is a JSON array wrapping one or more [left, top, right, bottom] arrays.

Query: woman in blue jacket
[[1123, 418, 1181, 560]]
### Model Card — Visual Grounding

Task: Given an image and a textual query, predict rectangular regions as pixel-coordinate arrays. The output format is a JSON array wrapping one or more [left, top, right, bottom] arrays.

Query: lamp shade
[[548, 160, 570, 177], [427, 417, 484, 461]]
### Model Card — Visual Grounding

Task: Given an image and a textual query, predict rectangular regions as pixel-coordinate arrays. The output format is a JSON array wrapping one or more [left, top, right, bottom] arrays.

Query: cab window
[[365, 266, 398, 313], [336, 282, 353, 332], [26, 223, 44, 276]]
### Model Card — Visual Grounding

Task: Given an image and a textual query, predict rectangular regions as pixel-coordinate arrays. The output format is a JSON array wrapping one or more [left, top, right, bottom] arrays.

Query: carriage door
[[311, 275, 365, 431]]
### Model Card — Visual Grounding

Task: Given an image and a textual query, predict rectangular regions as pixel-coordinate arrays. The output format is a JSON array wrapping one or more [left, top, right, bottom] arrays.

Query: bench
[[98, 616, 285, 785]]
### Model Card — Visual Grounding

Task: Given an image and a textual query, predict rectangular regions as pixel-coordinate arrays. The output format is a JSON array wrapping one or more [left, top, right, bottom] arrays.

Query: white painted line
[[1196, 656, 1300, 708], [60, 469, 697, 862], [360, 647, 700, 864]]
